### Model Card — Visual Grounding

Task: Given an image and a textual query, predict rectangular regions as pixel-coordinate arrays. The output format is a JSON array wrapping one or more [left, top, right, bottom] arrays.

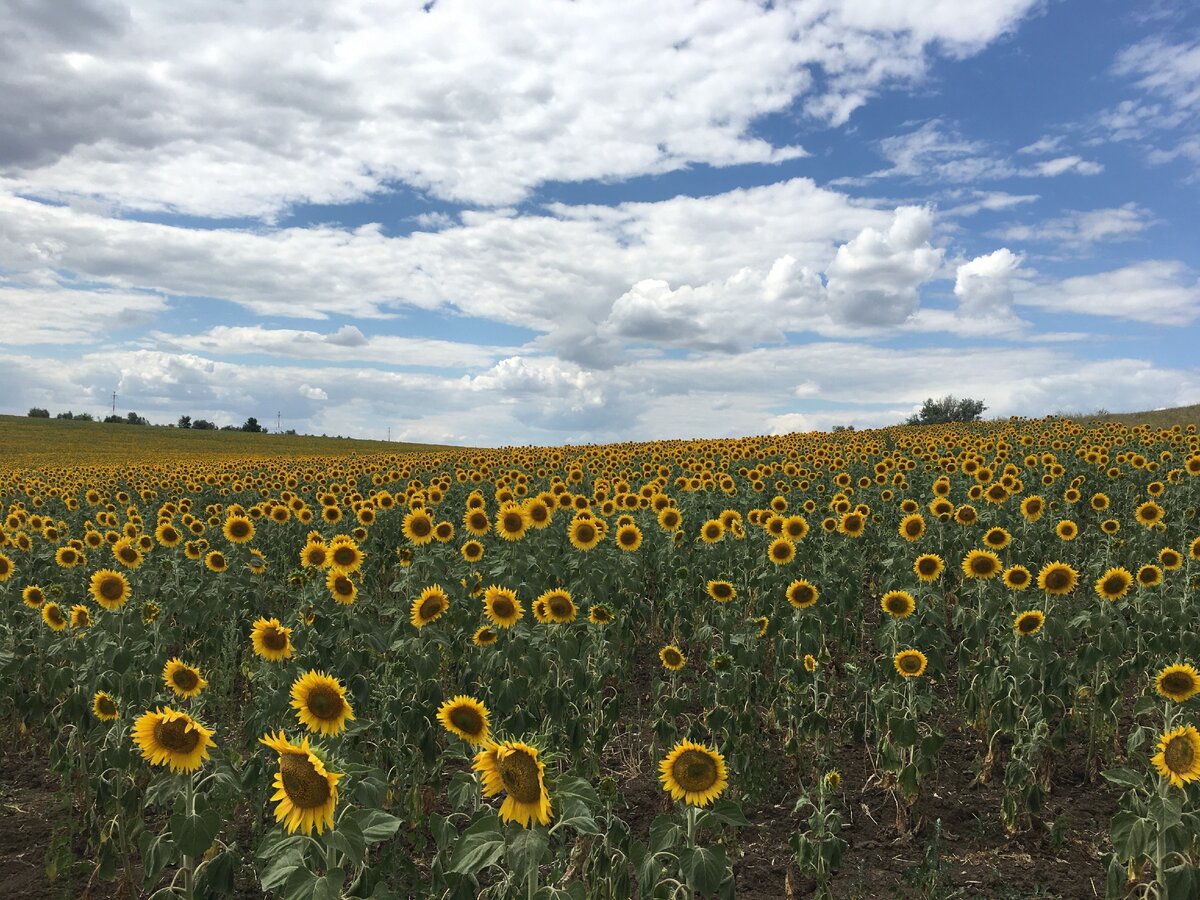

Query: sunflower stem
[[181, 773, 196, 900]]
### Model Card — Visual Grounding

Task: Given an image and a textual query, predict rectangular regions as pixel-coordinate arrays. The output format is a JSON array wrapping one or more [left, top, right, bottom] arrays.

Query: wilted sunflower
[[1137, 564, 1164, 588], [881, 590, 915, 619], [536, 588, 576, 624], [803, 654, 817, 673], [473, 740, 553, 827], [588, 603, 615, 626], [1094, 567, 1133, 601], [768, 537, 796, 565], [1155, 664, 1200, 703], [473, 625, 499, 646], [786, 578, 819, 610], [659, 739, 728, 807], [483, 586, 523, 628], [328, 538, 364, 574], [659, 644, 686, 671], [437, 695, 491, 746], [615, 523, 643, 552], [21, 584, 45, 609], [92, 691, 119, 721], [568, 517, 603, 551], [41, 602, 68, 631], [260, 731, 342, 835], [89, 569, 131, 610], [913, 553, 944, 583], [291, 670, 355, 736], [461, 540, 484, 562], [898, 513, 925, 542], [894, 649, 928, 678], [1013, 609, 1045, 636], [70, 604, 92, 629], [250, 617, 294, 662], [163, 658, 207, 699], [402, 509, 435, 546], [1151, 725, 1200, 789], [204, 550, 228, 573], [706, 580, 736, 603], [223, 515, 255, 544], [754, 616, 770, 637], [962, 549, 1002, 580], [132, 707, 215, 773], [411, 585, 450, 628], [1037, 561, 1078, 596], [326, 570, 358, 605], [1002, 565, 1032, 591]]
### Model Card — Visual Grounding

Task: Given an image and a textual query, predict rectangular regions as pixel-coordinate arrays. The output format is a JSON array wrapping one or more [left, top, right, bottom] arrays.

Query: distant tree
[[906, 395, 987, 426], [220, 424, 238, 431], [192, 419, 217, 430], [831, 424, 855, 433], [27, 407, 49, 418], [177, 415, 192, 429], [74, 412, 94, 422], [55, 411, 74, 419], [241, 416, 265, 433], [103, 414, 124, 424], [125, 411, 149, 426], [284, 428, 297, 435]]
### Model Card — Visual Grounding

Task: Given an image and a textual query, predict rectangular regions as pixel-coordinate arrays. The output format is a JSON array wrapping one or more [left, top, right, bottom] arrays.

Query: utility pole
[[276, 411, 281, 433], [387, 426, 391, 442], [112, 392, 116, 415]]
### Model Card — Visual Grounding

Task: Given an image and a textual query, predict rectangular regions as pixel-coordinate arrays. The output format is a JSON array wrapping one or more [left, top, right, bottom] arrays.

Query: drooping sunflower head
[[894, 649, 928, 678], [1037, 562, 1078, 596], [1155, 664, 1200, 703], [472, 740, 553, 827], [132, 707, 216, 773], [881, 590, 916, 619], [659, 644, 686, 671], [913, 553, 944, 582], [786, 579, 819, 610], [1151, 724, 1200, 789], [70, 604, 92, 629], [962, 549, 1001, 580], [93, 691, 119, 721], [1013, 609, 1046, 636], [42, 601, 68, 631], [89, 569, 131, 610], [706, 580, 736, 603], [260, 730, 342, 835], [754, 615, 770, 637], [411, 585, 451, 628], [290, 670, 355, 736], [659, 739, 728, 807], [163, 658, 207, 698], [250, 617, 294, 662], [437, 695, 491, 746]]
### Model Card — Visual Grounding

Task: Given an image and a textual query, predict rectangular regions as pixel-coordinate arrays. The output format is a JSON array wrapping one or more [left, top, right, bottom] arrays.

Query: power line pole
[[387, 426, 391, 442], [276, 410, 281, 433], [112, 392, 116, 415]]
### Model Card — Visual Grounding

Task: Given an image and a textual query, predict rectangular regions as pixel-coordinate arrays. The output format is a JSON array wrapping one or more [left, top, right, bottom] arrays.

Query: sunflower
[[567, 517, 603, 552], [473, 740, 553, 827], [70, 604, 92, 629], [824, 769, 841, 790], [698, 519, 725, 544], [155, 522, 182, 548], [754, 616, 770, 637], [463, 508, 490, 537], [962, 549, 1001, 580], [260, 731, 342, 835], [461, 540, 484, 562], [21, 584, 45, 609], [983, 527, 1011, 550], [1135, 501, 1165, 528], [402, 509, 436, 546], [89, 569, 131, 610], [783, 515, 809, 541], [1191, 535, 1200, 561], [615, 523, 643, 552], [111, 538, 144, 570], [1013, 610, 1045, 636], [881, 590, 915, 619], [1037, 562, 1078, 596], [473, 625, 499, 646], [495, 503, 530, 542], [657, 507, 682, 532], [659, 739, 728, 807], [328, 538, 364, 574], [768, 537, 796, 565], [894, 649, 928, 678], [913, 553, 944, 583], [659, 644, 686, 671], [1101, 518, 1121, 535], [223, 515, 255, 544], [204, 550, 228, 573], [588, 604, 615, 626], [437, 696, 491, 746], [1020, 495, 1046, 521], [250, 617, 294, 662], [1055, 520, 1078, 541], [1155, 664, 1200, 703], [1094, 567, 1133, 601], [132, 707, 215, 773], [706, 580, 736, 603], [55, 546, 83, 568], [41, 602, 67, 631], [483, 586, 523, 628], [291, 670, 355, 736], [804, 654, 817, 673], [411, 585, 451, 628], [786, 578, 819, 610], [326, 570, 358, 605], [536, 588, 576, 624], [1159, 547, 1183, 571], [1151, 725, 1200, 789], [93, 691, 119, 721], [300, 541, 330, 569], [1137, 564, 1164, 588], [163, 658, 207, 699], [1002, 565, 1032, 590], [898, 514, 925, 542]]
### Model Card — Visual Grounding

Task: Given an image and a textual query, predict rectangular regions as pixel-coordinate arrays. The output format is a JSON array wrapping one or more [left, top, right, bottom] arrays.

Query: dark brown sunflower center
[[918, 559, 938, 575], [306, 685, 345, 720], [1103, 575, 1127, 594], [971, 558, 995, 575], [1161, 672, 1195, 695], [448, 705, 485, 736], [672, 749, 718, 793], [703, 525, 719, 538], [1163, 552, 1180, 566], [229, 521, 250, 538], [172, 668, 200, 691], [1164, 735, 1196, 773], [210, 554, 226, 568], [99, 577, 124, 600], [663, 650, 682, 666], [547, 596, 572, 617], [419, 595, 445, 620], [712, 584, 732, 599], [491, 597, 515, 619], [469, 513, 487, 529], [793, 586, 814, 604], [96, 696, 116, 715], [410, 517, 432, 536], [48, 606, 65, 624], [1044, 569, 1071, 591], [885, 596, 910, 614], [1017, 615, 1040, 634], [333, 547, 357, 566], [619, 529, 637, 545], [592, 609, 611, 623], [280, 752, 331, 809], [119, 546, 138, 562], [61, 550, 77, 563], [772, 543, 790, 559], [498, 749, 543, 804], [502, 512, 523, 533], [154, 718, 201, 754], [905, 520, 922, 536], [576, 524, 596, 542], [333, 577, 354, 596], [899, 654, 923, 674], [1139, 569, 1158, 584], [529, 506, 548, 524], [306, 547, 327, 565], [262, 628, 289, 651]]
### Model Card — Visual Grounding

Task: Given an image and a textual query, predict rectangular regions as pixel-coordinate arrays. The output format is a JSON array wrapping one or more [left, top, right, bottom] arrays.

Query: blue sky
[[2, 0, 1198, 444]]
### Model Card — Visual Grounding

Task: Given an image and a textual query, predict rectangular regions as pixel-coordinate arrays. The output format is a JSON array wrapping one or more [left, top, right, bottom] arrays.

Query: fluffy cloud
[[0, 285, 166, 344], [1016, 260, 1200, 324], [992, 203, 1155, 247], [0, 0, 1042, 217], [954, 248, 1023, 318]]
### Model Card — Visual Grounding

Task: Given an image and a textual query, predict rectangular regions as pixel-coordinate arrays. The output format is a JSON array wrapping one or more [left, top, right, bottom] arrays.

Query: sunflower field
[[1, 417, 1199, 898]]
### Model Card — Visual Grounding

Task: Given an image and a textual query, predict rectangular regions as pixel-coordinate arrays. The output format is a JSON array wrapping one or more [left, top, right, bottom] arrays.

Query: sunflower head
[[588, 604, 615, 626], [132, 707, 216, 773], [1013, 610, 1045, 636], [93, 691, 119, 721], [163, 658, 207, 698], [881, 590, 915, 619], [962, 549, 1001, 580], [659, 644, 686, 671], [803, 654, 817, 673], [437, 696, 491, 746], [894, 649, 928, 678], [1155, 664, 1200, 703], [42, 602, 68, 631], [89, 569, 131, 610], [659, 739, 728, 807], [1003, 565, 1032, 591], [1037, 562, 1078, 596], [472, 625, 499, 646], [411, 585, 451, 628], [706, 580, 736, 603], [260, 731, 342, 835], [913, 553, 944, 582], [768, 537, 796, 565], [22, 585, 45, 609], [251, 617, 294, 661], [483, 586, 523, 628], [472, 740, 553, 827], [785, 578, 819, 610], [291, 670, 355, 736], [1151, 724, 1200, 789], [1095, 567, 1133, 601]]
